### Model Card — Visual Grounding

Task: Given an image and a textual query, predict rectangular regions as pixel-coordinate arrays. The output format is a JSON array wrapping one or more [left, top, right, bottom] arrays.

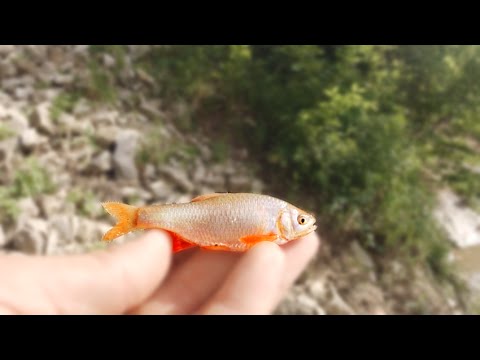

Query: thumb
[[29, 230, 172, 314]]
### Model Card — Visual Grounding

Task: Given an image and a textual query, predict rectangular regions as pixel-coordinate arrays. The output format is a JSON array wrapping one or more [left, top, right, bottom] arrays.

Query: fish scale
[[102, 192, 317, 253]]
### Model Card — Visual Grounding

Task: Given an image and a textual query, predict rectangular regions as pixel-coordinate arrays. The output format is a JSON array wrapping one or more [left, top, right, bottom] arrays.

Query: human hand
[[0, 230, 319, 315]]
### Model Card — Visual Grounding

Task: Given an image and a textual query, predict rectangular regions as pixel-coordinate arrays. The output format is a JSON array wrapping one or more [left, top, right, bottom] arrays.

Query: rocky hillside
[[0, 45, 471, 314]]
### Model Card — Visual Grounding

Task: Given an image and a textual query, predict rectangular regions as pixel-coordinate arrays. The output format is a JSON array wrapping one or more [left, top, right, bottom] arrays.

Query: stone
[[113, 129, 140, 181], [351, 241, 375, 270], [94, 125, 119, 147], [143, 164, 156, 181], [17, 198, 40, 218], [0, 225, 7, 247], [13, 218, 48, 254], [1, 107, 29, 133], [38, 194, 63, 218], [19, 128, 45, 150], [103, 53, 116, 68], [0, 45, 14, 55], [31, 102, 54, 135], [91, 151, 112, 173], [158, 165, 194, 192], [149, 180, 175, 200], [228, 175, 251, 192]]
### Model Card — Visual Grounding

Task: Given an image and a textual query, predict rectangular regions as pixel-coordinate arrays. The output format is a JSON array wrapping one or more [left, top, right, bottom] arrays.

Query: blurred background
[[1, 45, 480, 314]]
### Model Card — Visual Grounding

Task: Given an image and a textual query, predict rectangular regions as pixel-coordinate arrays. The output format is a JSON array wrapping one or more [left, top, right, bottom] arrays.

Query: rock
[[14, 87, 33, 100], [31, 102, 54, 135], [324, 283, 356, 315], [149, 180, 174, 200], [57, 114, 93, 136], [72, 98, 91, 116], [434, 189, 480, 248], [143, 164, 156, 181], [17, 197, 40, 218], [103, 53, 116, 68], [137, 68, 155, 86], [351, 241, 375, 270], [276, 286, 326, 315], [1, 107, 29, 133], [0, 138, 16, 167], [158, 165, 194, 192], [94, 125, 119, 147], [113, 129, 140, 181], [38, 194, 63, 218], [202, 172, 226, 188], [75, 218, 110, 244], [0, 225, 7, 247], [19, 128, 46, 150], [0, 45, 14, 55], [49, 214, 79, 245], [121, 186, 152, 203], [91, 151, 112, 173], [13, 218, 48, 254], [90, 110, 118, 125], [228, 175, 251, 192], [0, 60, 17, 77]]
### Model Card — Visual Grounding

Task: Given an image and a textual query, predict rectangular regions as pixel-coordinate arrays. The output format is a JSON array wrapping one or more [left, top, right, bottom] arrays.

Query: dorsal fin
[[191, 193, 227, 202]]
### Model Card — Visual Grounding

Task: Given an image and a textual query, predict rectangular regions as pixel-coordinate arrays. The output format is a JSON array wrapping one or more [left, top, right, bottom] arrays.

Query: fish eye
[[297, 215, 307, 225]]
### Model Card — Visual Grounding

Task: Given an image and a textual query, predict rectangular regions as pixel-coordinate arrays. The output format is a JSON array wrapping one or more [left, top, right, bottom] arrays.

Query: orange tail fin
[[101, 202, 139, 241]]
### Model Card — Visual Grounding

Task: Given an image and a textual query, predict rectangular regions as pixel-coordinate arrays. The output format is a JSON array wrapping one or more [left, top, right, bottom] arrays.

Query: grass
[[12, 158, 56, 198], [0, 124, 15, 141], [50, 92, 79, 122], [66, 188, 99, 217]]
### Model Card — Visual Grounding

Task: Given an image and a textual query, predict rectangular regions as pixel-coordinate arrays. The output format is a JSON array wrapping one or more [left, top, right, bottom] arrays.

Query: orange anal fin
[[239, 233, 278, 246], [166, 231, 197, 253], [191, 193, 227, 202]]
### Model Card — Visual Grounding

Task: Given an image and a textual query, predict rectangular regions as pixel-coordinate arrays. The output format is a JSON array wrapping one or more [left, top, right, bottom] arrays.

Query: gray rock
[[38, 194, 63, 218], [94, 125, 119, 147], [18, 197, 40, 218], [0, 45, 14, 55], [91, 151, 112, 173], [143, 164, 156, 181], [31, 102, 54, 135], [103, 53, 116, 68], [228, 175, 251, 192], [0, 60, 17, 77], [351, 241, 375, 270], [49, 214, 79, 244], [149, 180, 174, 200], [0, 225, 7, 247], [13, 218, 48, 254], [121, 186, 152, 203], [19, 128, 46, 150], [1, 107, 29, 133], [158, 165, 194, 192], [113, 129, 140, 181], [14, 87, 34, 100]]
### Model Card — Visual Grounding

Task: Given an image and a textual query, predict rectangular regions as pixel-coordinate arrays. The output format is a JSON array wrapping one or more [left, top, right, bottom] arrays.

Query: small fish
[[101, 192, 317, 253]]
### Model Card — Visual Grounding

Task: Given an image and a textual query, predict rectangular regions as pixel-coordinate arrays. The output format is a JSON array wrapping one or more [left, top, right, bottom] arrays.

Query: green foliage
[[50, 92, 79, 121], [91, 45, 480, 279], [12, 158, 56, 198], [67, 188, 99, 217], [0, 124, 15, 141], [0, 186, 20, 220]]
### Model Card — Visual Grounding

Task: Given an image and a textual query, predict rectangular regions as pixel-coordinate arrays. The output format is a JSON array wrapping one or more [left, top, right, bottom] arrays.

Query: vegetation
[[88, 45, 480, 278]]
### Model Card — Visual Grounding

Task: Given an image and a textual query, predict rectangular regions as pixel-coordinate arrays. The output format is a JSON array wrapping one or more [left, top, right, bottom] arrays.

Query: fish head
[[277, 205, 317, 241]]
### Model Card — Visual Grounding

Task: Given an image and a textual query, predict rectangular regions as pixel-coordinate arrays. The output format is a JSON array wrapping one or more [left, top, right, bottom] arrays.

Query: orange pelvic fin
[[166, 231, 197, 253], [101, 202, 139, 241], [239, 233, 278, 245], [191, 193, 226, 202]]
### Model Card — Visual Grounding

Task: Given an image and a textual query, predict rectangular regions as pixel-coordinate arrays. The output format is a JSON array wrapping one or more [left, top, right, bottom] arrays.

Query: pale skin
[[0, 230, 320, 315]]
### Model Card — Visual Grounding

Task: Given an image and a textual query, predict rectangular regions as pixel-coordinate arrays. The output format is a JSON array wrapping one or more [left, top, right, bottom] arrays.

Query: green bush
[[90, 45, 480, 277]]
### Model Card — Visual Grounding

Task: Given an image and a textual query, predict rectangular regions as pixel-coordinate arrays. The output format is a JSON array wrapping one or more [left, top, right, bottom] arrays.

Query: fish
[[101, 192, 317, 253]]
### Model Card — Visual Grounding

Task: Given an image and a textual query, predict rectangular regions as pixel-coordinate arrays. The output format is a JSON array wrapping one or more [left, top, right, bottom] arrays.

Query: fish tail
[[101, 202, 139, 241]]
